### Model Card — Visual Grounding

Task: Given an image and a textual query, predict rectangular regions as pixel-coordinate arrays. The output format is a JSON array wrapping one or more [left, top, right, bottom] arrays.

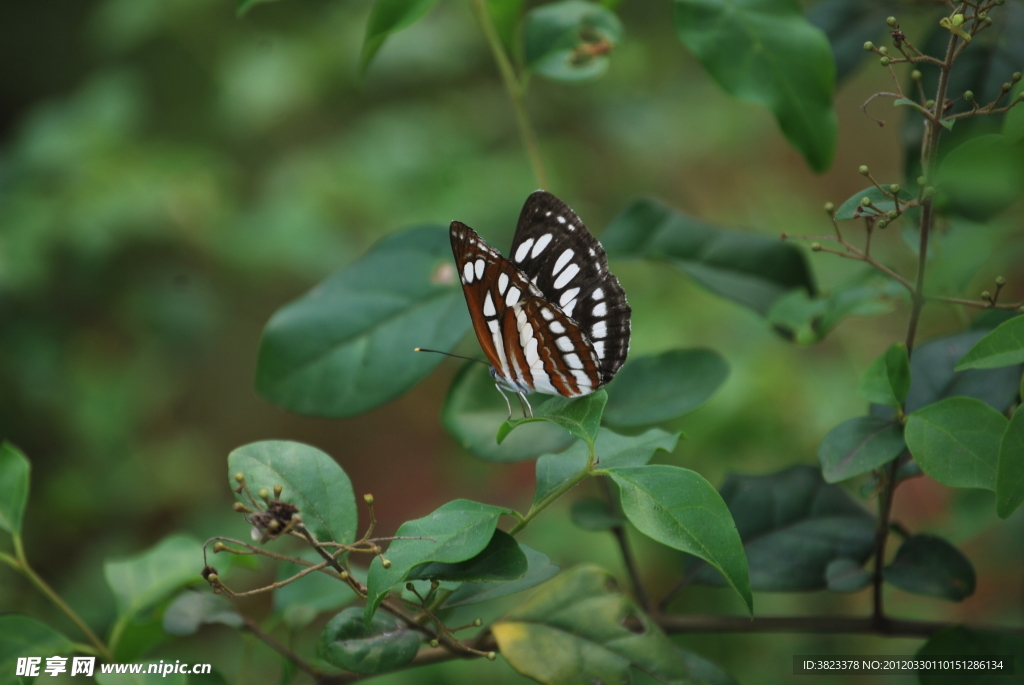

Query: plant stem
[[241, 616, 320, 678], [871, 459, 900, 625], [509, 446, 596, 536], [597, 477, 651, 611], [11, 535, 114, 661], [469, 0, 549, 189]]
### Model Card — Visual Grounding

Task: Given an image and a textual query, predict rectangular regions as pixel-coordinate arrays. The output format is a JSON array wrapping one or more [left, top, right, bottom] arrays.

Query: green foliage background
[[1, 0, 1022, 683]]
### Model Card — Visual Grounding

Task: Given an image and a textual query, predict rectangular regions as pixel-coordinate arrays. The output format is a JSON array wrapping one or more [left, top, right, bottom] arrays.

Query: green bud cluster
[[864, 41, 875, 51], [860, 196, 871, 206], [889, 184, 900, 193], [964, 90, 974, 101], [880, 57, 890, 66], [886, 16, 898, 27]]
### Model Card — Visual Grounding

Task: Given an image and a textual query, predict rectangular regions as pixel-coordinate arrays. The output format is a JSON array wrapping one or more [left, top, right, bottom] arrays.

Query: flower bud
[[859, 165, 870, 176], [207, 573, 219, 584], [880, 57, 890, 66], [917, 175, 927, 187], [879, 46, 889, 55], [877, 219, 888, 229], [860, 196, 871, 206], [234, 472, 245, 483], [964, 90, 974, 101], [811, 242, 822, 252], [951, 13, 964, 26], [363, 493, 374, 505], [889, 184, 900, 193], [924, 186, 937, 198], [213, 542, 228, 553], [982, 291, 991, 300], [887, 209, 898, 220], [486, 652, 497, 661], [258, 488, 270, 501], [1002, 83, 1012, 92], [978, 11, 988, 19], [232, 502, 251, 513], [926, 99, 935, 108], [429, 639, 439, 648], [382, 559, 392, 569], [864, 41, 875, 51], [886, 16, 897, 26], [1013, 72, 1022, 83], [996, 276, 1006, 286], [824, 202, 835, 213], [473, 618, 483, 627], [911, 70, 922, 80], [273, 485, 283, 499], [406, 582, 415, 591]]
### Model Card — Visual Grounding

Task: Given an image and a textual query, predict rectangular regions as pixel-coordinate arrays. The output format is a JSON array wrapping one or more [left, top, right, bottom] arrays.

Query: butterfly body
[[450, 191, 631, 412]]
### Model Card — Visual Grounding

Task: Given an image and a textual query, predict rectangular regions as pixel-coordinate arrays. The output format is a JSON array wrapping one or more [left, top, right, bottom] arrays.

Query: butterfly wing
[[508, 190, 631, 383]]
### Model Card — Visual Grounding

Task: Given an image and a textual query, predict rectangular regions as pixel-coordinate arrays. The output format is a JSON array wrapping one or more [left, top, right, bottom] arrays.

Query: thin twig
[[241, 616, 320, 678]]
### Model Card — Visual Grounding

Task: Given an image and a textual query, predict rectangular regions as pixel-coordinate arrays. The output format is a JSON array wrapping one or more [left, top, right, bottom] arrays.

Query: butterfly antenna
[[413, 348, 488, 366]]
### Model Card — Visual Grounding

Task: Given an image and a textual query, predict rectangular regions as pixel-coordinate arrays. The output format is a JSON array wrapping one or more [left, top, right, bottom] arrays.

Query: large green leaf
[[0, 616, 74, 681], [273, 549, 359, 631], [606, 465, 752, 613], [673, 0, 837, 172], [406, 530, 527, 583], [236, 0, 283, 17], [937, 134, 1024, 222], [883, 534, 975, 601], [602, 198, 815, 315], [570, 498, 625, 531], [255, 227, 470, 417], [818, 416, 906, 483], [319, 607, 420, 675], [162, 592, 243, 636], [230, 440, 358, 548], [442, 362, 576, 462], [807, 0, 892, 83], [905, 397, 1007, 491], [534, 428, 679, 506], [442, 544, 560, 608], [603, 348, 728, 427], [0, 441, 30, 536], [767, 269, 905, 344], [492, 565, 689, 685], [360, 0, 444, 74], [498, 390, 607, 451], [917, 627, 1024, 685], [691, 465, 875, 592], [996, 408, 1024, 519], [858, 343, 910, 408], [825, 558, 871, 593], [364, 499, 514, 622], [523, 0, 623, 82], [228, 441, 357, 545], [104, 535, 206, 621], [956, 316, 1024, 371]]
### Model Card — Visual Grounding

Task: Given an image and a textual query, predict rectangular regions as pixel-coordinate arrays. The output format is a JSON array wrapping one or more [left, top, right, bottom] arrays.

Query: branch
[[241, 616, 320, 678]]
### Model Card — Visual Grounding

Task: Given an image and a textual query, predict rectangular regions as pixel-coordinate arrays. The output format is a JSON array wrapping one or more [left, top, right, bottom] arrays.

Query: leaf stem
[[597, 477, 651, 611], [509, 443, 596, 536], [10, 535, 114, 661], [468, 0, 549, 189]]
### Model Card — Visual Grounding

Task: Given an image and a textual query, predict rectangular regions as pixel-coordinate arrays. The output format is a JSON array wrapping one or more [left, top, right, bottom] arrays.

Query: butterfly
[[449, 190, 631, 417]]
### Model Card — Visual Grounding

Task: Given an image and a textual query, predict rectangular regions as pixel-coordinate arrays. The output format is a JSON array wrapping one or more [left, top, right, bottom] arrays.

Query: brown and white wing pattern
[[450, 190, 631, 399]]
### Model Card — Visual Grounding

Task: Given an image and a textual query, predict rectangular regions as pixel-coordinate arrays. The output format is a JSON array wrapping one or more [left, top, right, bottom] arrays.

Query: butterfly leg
[[495, 383, 513, 421], [517, 392, 534, 419]]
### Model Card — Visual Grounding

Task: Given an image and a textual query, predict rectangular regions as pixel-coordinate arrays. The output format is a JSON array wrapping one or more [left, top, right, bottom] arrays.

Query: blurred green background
[[1, 1, 1022, 683]]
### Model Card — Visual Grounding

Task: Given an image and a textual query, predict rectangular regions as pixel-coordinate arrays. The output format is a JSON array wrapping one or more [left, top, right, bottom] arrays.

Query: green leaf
[[768, 269, 905, 344], [883, 534, 975, 601], [807, 0, 891, 83], [96, 664, 188, 685], [691, 466, 876, 592], [870, 330, 1023, 416], [236, 0, 283, 17], [937, 134, 1024, 222], [905, 397, 1007, 491], [606, 465, 752, 613], [360, 0, 444, 74], [892, 98, 917, 108], [273, 550, 359, 632], [1005, 82, 1024, 143], [442, 544, 560, 608], [492, 565, 689, 685], [407, 530, 527, 582], [0, 616, 74, 681], [834, 186, 915, 221], [498, 389, 607, 450], [162, 592, 243, 636], [603, 198, 815, 315], [442, 362, 576, 462], [859, 343, 910, 408], [603, 348, 729, 427], [818, 416, 906, 484], [523, 0, 623, 82], [364, 499, 514, 622], [228, 441, 357, 545], [534, 428, 679, 506], [956, 316, 1024, 371], [825, 558, 871, 593], [104, 535, 206, 620], [255, 227, 470, 418], [673, 0, 837, 172], [570, 497, 625, 531], [489, 0, 526, 53], [319, 607, 420, 675], [0, 441, 30, 536], [996, 408, 1024, 519], [917, 627, 1024, 685]]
